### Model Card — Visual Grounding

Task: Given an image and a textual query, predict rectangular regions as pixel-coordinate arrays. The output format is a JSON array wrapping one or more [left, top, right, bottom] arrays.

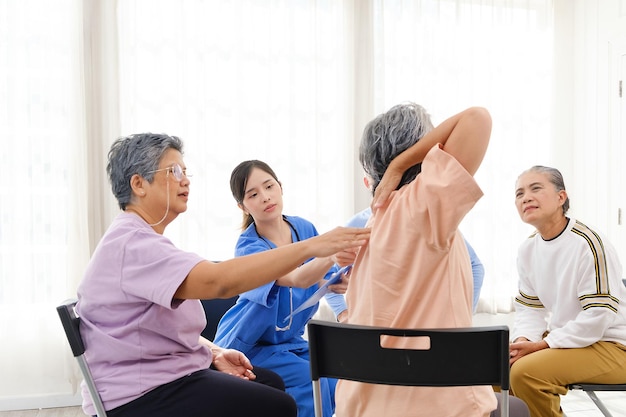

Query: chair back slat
[[308, 320, 510, 388]]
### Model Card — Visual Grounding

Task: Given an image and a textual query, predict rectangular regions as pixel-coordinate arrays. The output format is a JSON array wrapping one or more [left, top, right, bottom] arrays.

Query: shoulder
[[517, 230, 540, 253], [235, 229, 268, 255], [103, 213, 162, 248], [345, 208, 372, 228], [285, 215, 317, 233], [568, 218, 614, 254]]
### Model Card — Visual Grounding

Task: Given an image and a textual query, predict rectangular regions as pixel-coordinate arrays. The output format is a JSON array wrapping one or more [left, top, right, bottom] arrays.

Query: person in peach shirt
[[336, 103, 528, 417]]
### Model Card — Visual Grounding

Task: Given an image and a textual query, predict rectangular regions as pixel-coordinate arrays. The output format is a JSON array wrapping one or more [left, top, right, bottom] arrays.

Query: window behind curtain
[[116, 0, 356, 261], [371, 0, 554, 312]]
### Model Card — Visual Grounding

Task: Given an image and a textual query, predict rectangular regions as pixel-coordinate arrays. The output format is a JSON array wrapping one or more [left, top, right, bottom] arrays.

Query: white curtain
[[116, 0, 358, 259], [0, 0, 554, 410], [0, 0, 89, 408], [367, 0, 554, 313]]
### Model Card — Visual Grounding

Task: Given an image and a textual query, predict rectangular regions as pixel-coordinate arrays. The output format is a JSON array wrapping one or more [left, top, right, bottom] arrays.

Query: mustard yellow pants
[[509, 341, 626, 417]]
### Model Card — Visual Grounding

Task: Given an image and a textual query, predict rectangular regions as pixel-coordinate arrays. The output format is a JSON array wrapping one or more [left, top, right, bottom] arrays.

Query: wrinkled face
[[514, 170, 566, 226], [143, 148, 190, 218], [239, 167, 283, 222]]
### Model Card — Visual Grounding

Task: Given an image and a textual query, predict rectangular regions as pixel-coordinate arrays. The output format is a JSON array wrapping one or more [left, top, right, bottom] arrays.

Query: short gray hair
[[520, 165, 570, 215], [359, 102, 433, 195], [107, 133, 184, 210]]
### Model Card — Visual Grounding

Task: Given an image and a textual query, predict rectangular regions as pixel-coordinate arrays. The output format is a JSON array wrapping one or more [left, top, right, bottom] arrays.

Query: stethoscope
[[254, 216, 301, 248], [254, 216, 300, 332]]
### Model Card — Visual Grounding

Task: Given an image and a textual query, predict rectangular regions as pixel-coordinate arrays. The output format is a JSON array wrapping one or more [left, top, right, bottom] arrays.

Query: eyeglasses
[[146, 163, 191, 182]]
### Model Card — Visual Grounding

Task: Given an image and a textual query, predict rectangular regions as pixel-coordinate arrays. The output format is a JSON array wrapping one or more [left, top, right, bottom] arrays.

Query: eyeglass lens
[[171, 164, 184, 181]]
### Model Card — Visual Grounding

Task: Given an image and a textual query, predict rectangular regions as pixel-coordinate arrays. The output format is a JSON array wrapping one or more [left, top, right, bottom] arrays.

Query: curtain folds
[[369, 0, 554, 313], [0, 0, 554, 410]]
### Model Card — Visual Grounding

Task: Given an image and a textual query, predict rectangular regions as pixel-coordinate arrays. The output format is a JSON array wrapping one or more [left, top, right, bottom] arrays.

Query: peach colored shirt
[[336, 144, 496, 417]]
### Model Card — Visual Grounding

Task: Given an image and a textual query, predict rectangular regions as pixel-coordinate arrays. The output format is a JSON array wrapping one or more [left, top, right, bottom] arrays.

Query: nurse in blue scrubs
[[214, 160, 354, 417]]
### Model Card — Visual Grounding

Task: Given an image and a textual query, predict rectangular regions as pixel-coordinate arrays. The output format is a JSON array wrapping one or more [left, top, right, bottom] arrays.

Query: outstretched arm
[[175, 226, 370, 300]]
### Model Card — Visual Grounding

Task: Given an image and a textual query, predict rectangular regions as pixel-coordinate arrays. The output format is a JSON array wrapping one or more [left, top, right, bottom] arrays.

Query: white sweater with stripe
[[513, 217, 626, 348]]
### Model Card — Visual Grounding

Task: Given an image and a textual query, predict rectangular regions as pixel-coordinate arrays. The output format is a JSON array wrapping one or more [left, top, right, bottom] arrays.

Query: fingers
[[333, 249, 358, 266], [371, 172, 401, 210], [328, 282, 348, 294], [338, 227, 370, 248]]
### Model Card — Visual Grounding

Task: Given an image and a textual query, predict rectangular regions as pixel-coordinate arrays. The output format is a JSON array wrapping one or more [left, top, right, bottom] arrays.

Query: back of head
[[359, 102, 433, 195], [230, 159, 280, 230], [107, 133, 183, 210]]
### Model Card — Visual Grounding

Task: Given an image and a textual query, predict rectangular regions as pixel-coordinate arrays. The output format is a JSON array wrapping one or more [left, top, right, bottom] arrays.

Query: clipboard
[[282, 265, 352, 323]]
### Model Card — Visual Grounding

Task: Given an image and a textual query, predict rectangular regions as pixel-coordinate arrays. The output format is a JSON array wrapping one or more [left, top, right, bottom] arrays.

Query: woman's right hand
[[309, 227, 370, 258]]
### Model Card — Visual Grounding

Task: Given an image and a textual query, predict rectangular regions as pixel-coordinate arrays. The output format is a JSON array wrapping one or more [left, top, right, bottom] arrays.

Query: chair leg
[[585, 391, 614, 417]]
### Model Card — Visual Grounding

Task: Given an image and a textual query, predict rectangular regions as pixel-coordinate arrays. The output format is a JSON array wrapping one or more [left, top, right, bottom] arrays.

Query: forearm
[[276, 256, 334, 288], [199, 336, 221, 356], [179, 246, 317, 299], [175, 226, 369, 300]]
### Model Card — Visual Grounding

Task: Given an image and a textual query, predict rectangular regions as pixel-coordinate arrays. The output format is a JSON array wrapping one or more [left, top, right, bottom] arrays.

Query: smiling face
[[514, 170, 567, 229], [239, 167, 283, 223]]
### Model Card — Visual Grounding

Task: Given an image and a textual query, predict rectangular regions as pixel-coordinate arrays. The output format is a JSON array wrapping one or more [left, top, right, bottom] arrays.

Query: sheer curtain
[[0, 0, 554, 410], [116, 0, 358, 260], [0, 0, 89, 408], [368, 0, 555, 313]]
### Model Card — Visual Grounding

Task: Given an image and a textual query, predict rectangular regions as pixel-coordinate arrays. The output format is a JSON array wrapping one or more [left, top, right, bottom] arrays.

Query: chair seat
[[567, 383, 626, 417], [569, 383, 626, 391]]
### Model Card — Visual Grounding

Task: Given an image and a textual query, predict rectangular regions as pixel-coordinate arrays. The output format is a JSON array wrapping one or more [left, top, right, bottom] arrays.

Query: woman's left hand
[[212, 348, 257, 380], [328, 269, 350, 294], [509, 339, 548, 365]]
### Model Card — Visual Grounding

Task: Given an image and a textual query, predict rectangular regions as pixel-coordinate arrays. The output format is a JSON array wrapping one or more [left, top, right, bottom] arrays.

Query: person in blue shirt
[[345, 175, 485, 312], [214, 160, 356, 417]]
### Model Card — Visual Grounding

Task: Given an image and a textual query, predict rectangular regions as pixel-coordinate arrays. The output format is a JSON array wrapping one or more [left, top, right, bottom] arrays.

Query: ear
[[278, 180, 283, 194], [237, 202, 248, 215], [363, 176, 370, 190], [558, 189, 568, 205], [130, 174, 146, 197]]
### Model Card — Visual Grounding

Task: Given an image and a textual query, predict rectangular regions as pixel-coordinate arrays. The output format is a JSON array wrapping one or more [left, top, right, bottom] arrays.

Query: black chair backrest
[[56, 298, 108, 417], [307, 320, 510, 389], [56, 299, 85, 357], [200, 296, 238, 340]]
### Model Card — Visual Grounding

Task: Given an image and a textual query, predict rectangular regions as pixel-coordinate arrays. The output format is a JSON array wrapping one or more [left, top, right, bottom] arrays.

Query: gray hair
[[521, 165, 570, 215], [359, 102, 434, 195], [107, 133, 184, 210]]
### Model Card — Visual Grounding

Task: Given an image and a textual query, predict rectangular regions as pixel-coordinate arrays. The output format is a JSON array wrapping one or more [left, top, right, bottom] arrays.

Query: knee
[[509, 360, 528, 391]]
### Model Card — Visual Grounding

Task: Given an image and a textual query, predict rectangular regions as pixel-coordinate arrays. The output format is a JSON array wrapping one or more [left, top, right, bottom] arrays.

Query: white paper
[[282, 265, 352, 322]]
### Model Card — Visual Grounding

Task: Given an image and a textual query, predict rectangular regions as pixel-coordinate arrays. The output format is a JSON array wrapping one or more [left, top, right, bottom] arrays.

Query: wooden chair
[[307, 319, 511, 417], [56, 298, 107, 417]]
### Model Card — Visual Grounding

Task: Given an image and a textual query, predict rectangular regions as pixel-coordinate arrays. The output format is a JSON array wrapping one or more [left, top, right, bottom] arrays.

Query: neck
[[537, 215, 568, 240], [125, 206, 169, 234], [255, 216, 292, 247]]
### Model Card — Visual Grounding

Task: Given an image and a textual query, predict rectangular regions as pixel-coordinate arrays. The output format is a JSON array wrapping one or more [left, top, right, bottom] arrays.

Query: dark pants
[[491, 392, 531, 417], [106, 367, 296, 417]]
